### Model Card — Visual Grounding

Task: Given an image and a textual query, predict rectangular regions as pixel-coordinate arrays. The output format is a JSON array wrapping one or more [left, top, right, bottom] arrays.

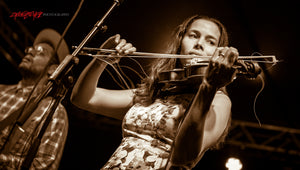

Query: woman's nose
[[194, 39, 204, 50]]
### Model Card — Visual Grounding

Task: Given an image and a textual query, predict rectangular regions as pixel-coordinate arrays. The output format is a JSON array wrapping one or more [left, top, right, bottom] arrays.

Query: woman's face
[[180, 19, 220, 65]]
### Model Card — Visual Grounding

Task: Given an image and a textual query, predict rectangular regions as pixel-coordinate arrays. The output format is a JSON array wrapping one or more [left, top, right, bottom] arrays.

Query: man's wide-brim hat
[[33, 28, 69, 63]]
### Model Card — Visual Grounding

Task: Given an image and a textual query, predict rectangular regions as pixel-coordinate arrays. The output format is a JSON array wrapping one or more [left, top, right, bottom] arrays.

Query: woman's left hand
[[204, 47, 238, 88]]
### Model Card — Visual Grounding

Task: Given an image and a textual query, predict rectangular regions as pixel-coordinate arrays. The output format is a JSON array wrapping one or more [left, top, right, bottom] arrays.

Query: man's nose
[[25, 48, 38, 58], [25, 47, 34, 54]]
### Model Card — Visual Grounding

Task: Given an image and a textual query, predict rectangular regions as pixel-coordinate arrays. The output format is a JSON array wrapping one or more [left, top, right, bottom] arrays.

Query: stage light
[[225, 157, 243, 170]]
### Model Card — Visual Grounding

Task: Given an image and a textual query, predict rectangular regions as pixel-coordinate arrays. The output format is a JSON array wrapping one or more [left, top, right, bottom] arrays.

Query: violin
[[157, 63, 207, 94], [157, 60, 262, 94]]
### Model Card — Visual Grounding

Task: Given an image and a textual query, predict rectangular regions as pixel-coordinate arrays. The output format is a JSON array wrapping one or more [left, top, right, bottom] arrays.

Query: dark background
[[1, 0, 299, 169]]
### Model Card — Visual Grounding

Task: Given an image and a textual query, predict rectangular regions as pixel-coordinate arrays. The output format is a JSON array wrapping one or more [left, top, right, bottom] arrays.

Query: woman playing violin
[[71, 15, 238, 169]]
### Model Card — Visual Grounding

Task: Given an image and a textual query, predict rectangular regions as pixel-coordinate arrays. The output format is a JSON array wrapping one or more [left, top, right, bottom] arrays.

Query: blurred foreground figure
[[0, 28, 69, 170]]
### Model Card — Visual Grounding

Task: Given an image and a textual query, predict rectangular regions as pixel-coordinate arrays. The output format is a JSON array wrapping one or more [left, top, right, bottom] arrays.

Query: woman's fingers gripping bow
[[99, 34, 136, 63], [100, 34, 136, 54]]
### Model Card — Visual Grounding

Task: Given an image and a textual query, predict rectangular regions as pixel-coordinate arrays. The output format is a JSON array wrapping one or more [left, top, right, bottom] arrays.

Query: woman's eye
[[188, 33, 197, 39], [208, 40, 217, 46]]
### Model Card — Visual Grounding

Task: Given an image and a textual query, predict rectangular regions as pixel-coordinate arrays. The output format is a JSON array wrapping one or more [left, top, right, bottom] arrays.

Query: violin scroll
[[235, 60, 262, 79]]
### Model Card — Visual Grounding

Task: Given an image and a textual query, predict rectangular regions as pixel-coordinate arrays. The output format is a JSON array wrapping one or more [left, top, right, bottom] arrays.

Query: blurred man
[[0, 28, 69, 170]]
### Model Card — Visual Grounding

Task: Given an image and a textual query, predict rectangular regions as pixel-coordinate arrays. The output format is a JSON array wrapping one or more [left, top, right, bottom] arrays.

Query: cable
[[253, 74, 265, 127]]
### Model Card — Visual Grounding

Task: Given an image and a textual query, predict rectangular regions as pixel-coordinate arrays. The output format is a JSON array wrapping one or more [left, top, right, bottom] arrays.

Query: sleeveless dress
[[101, 94, 194, 169]]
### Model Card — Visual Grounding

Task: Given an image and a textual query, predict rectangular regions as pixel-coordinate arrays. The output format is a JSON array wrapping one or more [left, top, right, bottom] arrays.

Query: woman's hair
[[134, 15, 229, 105]]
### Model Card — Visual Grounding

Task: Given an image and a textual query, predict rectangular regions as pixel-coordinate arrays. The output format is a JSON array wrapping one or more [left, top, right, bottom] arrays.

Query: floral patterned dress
[[102, 94, 194, 169]]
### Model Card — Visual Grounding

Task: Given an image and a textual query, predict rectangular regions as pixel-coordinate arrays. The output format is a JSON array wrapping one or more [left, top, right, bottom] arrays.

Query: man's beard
[[18, 65, 41, 81]]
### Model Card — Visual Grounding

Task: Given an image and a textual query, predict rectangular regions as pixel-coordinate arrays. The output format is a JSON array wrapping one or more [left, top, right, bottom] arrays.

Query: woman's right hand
[[71, 34, 137, 119], [100, 34, 136, 55]]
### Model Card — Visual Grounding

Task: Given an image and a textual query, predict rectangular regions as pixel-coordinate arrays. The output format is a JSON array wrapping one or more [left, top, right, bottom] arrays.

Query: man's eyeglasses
[[24, 46, 49, 56]]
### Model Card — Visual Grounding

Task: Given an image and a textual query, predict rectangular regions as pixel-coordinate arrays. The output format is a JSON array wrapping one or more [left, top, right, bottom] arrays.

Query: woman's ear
[[47, 64, 58, 76]]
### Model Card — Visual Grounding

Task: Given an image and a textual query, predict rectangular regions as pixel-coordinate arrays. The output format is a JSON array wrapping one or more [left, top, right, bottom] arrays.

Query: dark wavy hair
[[134, 15, 229, 106]]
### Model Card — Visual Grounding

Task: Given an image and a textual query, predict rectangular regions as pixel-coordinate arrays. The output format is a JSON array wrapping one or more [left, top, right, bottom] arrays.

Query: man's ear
[[47, 64, 58, 76]]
